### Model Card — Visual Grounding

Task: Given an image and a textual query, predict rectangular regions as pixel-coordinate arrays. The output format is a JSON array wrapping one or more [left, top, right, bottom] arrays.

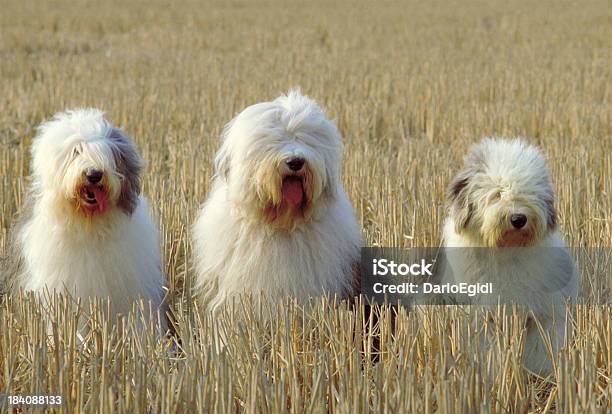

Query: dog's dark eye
[[72, 147, 81, 158]]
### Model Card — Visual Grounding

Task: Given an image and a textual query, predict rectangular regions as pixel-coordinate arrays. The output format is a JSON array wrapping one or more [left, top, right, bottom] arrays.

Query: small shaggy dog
[[4, 109, 166, 319], [442, 138, 578, 374], [193, 90, 362, 311]]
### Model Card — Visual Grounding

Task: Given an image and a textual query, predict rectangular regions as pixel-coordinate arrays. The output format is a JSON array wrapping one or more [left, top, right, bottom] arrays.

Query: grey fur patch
[[545, 196, 557, 231], [446, 169, 474, 230], [446, 145, 488, 231], [108, 128, 143, 215]]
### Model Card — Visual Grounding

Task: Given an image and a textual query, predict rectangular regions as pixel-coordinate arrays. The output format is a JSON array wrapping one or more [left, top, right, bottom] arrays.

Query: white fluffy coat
[[193, 91, 362, 311], [11, 109, 165, 318], [442, 138, 578, 374]]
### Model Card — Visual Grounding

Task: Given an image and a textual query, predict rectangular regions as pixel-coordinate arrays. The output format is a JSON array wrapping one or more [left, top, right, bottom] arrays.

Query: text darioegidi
[[372, 282, 494, 297]]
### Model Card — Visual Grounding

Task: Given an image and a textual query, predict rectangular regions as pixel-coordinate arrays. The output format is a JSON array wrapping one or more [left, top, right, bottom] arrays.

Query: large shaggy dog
[[442, 138, 578, 374], [4, 109, 166, 320], [193, 90, 362, 311]]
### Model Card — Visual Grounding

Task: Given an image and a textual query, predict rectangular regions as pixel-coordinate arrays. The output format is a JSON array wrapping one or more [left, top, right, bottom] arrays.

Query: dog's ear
[[109, 128, 142, 215], [545, 196, 557, 231], [446, 170, 473, 232]]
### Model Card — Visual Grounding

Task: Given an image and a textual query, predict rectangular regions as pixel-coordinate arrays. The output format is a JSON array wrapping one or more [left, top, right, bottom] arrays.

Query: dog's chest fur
[[442, 219, 578, 315], [17, 198, 163, 314], [195, 186, 362, 308]]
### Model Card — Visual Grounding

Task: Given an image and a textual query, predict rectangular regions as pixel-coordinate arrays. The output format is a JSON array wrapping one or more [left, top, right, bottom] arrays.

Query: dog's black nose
[[286, 157, 305, 172], [85, 169, 103, 184], [510, 213, 527, 229]]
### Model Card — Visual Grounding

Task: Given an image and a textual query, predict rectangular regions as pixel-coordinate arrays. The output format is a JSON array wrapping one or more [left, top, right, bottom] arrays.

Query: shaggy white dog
[[193, 90, 362, 311], [5, 109, 166, 320], [442, 138, 578, 374]]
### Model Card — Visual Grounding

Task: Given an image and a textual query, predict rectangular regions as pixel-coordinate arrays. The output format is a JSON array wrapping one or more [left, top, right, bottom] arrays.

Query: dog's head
[[446, 138, 557, 247], [215, 90, 343, 231], [31, 109, 142, 219]]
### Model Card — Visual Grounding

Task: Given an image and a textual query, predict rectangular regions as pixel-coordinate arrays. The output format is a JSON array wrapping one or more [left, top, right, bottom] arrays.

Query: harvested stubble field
[[0, 0, 610, 412]]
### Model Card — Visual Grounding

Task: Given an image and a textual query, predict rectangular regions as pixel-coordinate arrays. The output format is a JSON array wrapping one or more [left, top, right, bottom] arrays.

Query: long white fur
[[442, 138, 579, 374], [14, 109, 165, 318], [193, 90, 362, 311]]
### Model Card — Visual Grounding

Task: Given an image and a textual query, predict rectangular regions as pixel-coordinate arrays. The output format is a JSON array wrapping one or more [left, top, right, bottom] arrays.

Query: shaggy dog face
[[31, 109, 142, 221], [214, 90, 343, 230], [446, 139, 557, 248]]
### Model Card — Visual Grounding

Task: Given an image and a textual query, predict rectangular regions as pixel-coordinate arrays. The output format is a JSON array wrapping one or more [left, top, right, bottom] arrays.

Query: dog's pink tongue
[[92, 187, 108, 213], [282, 178, 303, 206]]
